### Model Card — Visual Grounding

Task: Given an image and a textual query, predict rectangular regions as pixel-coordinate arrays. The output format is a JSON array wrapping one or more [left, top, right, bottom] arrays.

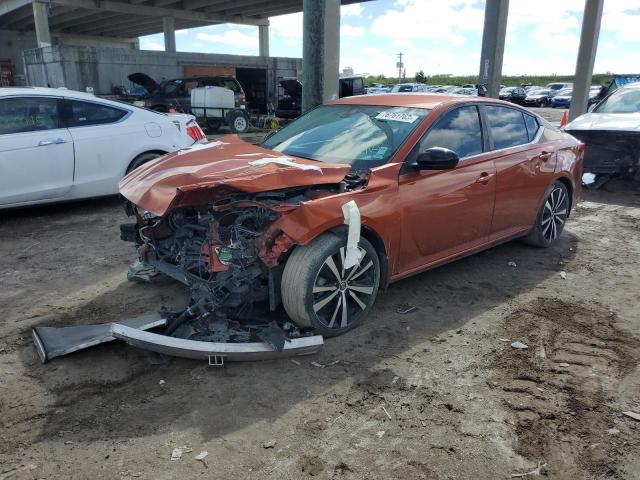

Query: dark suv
[[127, 73, 245, 113]]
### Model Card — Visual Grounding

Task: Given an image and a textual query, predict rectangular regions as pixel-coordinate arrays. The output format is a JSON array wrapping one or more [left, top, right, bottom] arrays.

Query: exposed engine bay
[[31, 168, 369, 364], [120, 174, 369, 350]]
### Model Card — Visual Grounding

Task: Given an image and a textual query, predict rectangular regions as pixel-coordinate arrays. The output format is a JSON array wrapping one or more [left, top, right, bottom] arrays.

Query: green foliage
[[415, 70, 427, 83]]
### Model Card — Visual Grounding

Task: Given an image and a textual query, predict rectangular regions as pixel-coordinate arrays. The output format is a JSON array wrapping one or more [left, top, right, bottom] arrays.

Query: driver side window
[[419, 105, 483, 158]]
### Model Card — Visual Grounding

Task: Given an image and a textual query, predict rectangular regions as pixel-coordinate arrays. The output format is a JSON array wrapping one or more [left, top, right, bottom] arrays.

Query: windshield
[[261, 104, 429, 170], [594, 88, 640, 113]]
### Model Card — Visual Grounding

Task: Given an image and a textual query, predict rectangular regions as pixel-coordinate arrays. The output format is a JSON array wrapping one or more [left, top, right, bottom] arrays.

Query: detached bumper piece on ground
[[32, 313, 323, 364]]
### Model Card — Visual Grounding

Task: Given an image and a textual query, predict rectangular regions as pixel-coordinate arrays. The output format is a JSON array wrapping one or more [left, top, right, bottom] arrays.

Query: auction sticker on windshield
[[375, 111, 420, 123]]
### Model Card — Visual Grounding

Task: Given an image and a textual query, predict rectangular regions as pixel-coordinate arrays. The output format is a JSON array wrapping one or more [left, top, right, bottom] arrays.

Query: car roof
[[620, 82, 640, 90], [0, 86, 141, 111], [329, 93, 519, 110], [1, 86, 111, 101]]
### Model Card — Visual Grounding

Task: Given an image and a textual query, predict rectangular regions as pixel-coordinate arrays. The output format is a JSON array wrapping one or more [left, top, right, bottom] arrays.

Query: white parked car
[[565, 82, 640, 180], [0, 87, 206, 209]]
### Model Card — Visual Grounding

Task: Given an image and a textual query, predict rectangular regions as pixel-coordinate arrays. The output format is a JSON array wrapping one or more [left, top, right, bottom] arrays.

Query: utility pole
[[396, 52, 403, 84]]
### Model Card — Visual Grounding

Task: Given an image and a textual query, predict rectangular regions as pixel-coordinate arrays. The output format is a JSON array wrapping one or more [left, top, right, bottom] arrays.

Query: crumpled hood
[[565, 112, 640, 133], [119, 135, 351, 216]]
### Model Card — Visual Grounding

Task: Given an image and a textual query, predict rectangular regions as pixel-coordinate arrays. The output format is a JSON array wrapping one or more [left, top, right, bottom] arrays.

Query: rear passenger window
[[0, 97, 59, 134], [419, 105, 483, 158], [524, 113, 539, 141], [485, 105, 530, 149], [68, 100, 127, 127]]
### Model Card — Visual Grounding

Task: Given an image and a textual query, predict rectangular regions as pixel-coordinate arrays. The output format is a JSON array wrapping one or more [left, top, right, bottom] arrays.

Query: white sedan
[[0, 87, 206, 209]]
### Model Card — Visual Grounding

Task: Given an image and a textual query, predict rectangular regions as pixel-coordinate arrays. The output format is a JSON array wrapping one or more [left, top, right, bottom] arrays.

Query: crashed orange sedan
[[119, 94, 583, 339]]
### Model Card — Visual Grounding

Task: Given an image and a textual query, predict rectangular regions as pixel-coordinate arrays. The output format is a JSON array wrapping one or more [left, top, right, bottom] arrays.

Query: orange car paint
[[120, 94, 583, 288]]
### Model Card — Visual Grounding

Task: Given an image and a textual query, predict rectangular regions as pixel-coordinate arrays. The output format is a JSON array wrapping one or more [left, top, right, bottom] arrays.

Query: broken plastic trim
[[32, 313, 166, 363], [342, 200, 364, 269], [111, 323, 324, 362]]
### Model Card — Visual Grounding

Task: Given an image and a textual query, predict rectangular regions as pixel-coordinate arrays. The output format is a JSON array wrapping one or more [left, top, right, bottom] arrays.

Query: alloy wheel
[[312, 247, 376, 330], [541, 186, 568, 242]]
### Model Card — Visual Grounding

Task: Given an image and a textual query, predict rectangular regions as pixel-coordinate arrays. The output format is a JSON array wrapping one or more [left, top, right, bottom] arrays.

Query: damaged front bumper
[[111, 323, 323, 363], [32, 314, 323, 364]]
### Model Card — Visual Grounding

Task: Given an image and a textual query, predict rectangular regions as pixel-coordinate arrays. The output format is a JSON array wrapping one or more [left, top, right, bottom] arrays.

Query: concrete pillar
[[259, 24, 269, 57], [569, 0, 604, 121], [302, 0, 325, 112], [163, 16, 176, 53], [322, 0, 340, 102], [478, 0, 509, 98], [32, 1, 51, 48]]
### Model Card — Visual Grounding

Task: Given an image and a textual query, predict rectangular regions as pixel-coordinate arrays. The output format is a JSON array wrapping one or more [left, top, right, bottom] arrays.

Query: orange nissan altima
[[120, 94, 584, 338]]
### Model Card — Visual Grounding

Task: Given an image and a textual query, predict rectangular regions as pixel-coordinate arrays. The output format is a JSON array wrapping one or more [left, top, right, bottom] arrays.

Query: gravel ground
[[1, 183, 639, 480]]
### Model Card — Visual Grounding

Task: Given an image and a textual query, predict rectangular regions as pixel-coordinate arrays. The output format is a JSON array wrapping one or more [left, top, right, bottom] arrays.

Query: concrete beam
[[163, 15, 176, 52], [0, 5, 34, 28], [32, 1, 52, 47], [258, 24, 268, 56], [46, 0, 269, 26], [56, 13, 123, 32], [68, 14, 146, 34], [478, 0, 509, 98], [239, 1, 299, 16], [323, 0, 339, 102], [49, 9, 103, 28], [569, 0, 604, 121], [0, 0, 31, 16], [302, 0, 324, 112]]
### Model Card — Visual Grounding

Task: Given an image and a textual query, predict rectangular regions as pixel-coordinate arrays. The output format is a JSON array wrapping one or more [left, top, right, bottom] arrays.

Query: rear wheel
[[206, 119, 222, 132], [126, 152, 162, 174], [523, 181, 570, 247], [281, 233, 380, 337]]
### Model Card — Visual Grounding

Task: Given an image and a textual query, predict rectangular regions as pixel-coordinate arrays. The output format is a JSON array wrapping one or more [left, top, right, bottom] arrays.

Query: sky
[[139, 0, 640, 77]]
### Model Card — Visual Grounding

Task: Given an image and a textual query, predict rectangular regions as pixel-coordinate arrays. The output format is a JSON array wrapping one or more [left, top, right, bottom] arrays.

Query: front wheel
[[281, 233, 380, 337], [523, 181, 569, 247]]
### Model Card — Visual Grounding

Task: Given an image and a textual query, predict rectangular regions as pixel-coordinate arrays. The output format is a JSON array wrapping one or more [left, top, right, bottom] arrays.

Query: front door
[[0, 96, 74, 206], [396, 105, 496, 275]]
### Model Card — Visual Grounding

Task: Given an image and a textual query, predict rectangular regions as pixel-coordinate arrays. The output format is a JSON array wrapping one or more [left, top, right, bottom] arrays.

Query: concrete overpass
[[1, 0, 607, 118]]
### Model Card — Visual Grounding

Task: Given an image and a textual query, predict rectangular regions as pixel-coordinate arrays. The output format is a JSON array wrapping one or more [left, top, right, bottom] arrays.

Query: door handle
[[38, 138, 66, 146], [538, 151, 553, 161], [476, 172, 495, 184]]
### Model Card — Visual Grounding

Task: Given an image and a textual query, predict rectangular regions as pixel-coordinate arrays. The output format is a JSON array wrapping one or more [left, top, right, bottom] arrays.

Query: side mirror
[[415, 147, 460, 170]]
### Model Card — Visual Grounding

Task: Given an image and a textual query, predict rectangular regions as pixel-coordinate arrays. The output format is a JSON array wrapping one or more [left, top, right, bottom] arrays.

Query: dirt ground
[[1, 184, 639, 480]]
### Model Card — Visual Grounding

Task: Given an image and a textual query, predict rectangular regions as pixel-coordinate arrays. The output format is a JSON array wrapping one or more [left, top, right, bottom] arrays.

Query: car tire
[[228, 111, 250, 133], [522, 181, 570, 248], [126, 152, 162, 175], [206, 120, 222, 132], [281, 233, 380, 337]]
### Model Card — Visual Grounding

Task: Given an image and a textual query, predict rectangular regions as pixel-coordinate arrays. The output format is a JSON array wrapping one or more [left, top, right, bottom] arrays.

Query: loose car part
[[111, 323, 323, 362], [32, 313, 165, 363]]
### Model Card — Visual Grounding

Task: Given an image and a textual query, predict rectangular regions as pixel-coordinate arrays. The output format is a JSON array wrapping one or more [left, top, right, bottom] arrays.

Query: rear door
[[0, 96, 74, 205], [482, 105, 558, 240], [397, 105, 496, 274]]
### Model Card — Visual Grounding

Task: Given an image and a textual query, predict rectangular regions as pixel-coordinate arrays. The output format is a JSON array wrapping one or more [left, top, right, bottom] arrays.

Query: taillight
[[186, 119, 206, 142], [236, 92, 246, 107]]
